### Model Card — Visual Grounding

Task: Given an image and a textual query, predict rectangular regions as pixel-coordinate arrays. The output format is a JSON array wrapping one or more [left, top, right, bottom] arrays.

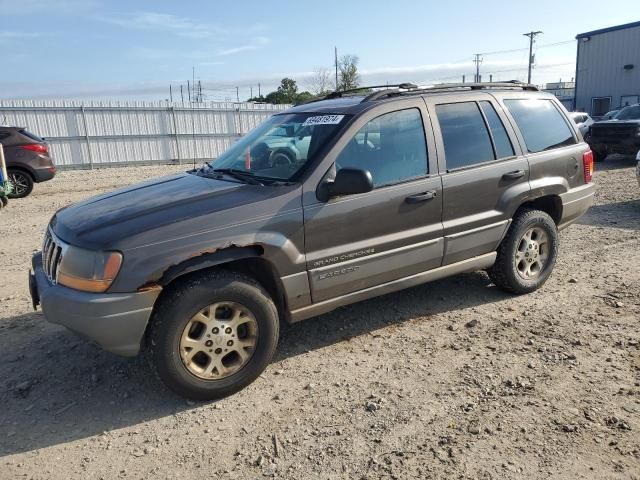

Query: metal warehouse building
[[575, 20, 640, 116]]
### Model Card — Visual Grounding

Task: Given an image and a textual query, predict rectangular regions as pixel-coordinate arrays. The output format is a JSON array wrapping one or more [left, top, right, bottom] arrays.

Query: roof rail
[[300, 83, 418, 105], [361, 81, 539, 103]]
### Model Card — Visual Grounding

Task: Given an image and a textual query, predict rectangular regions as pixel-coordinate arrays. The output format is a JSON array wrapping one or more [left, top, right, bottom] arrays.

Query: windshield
[[614, 105, 640, 120], [199, 113, 350, 181]]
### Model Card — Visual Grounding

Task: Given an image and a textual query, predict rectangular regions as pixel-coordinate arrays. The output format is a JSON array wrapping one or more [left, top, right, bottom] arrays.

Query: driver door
[[302, 101, 444, 302]]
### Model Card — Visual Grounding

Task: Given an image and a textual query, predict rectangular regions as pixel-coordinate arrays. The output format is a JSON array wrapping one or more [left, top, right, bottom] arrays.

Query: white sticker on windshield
[[301, 115, 345, 127]]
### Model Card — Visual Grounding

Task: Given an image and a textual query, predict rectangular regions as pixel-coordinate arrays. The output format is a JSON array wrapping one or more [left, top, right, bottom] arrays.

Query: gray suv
[[29, 82, 595, 400]]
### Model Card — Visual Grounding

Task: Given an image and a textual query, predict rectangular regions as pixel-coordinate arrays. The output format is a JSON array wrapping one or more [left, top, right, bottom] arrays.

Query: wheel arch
[[519, 194, 563, 225], [6, 163, 35, 180], [151, 246, 290, 325]]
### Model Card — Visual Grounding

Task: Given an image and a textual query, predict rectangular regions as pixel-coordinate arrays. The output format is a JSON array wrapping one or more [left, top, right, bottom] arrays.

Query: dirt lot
[[0, 159, 639, 479]]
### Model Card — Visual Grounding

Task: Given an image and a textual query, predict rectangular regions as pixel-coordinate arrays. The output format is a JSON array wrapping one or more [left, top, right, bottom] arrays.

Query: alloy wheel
[[179, 302, 258, 380], [514, 227, 549, 279]]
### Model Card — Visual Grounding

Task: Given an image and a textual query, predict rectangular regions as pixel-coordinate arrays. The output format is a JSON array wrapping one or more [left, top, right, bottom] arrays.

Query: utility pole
[[250, 86, 253, 99], [180, 85, 184, 103], [169, 85, 173, 102], [187, 80, 191, 102], [236, 86, 239, 102], [473, 54, 483, 83], [334, 46, 339, 91], [523, 31, 543, 84], [258, 83, 261, 97]]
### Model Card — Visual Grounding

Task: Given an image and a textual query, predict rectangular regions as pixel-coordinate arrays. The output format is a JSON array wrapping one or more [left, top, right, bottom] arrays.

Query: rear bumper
[[558, 182, 595, 230], [30, 253, 160, 356], [32, 165, 56, 183]]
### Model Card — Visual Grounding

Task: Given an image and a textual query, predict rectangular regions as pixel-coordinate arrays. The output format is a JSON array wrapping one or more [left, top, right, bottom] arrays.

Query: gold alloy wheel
[[179, 302, 258, 380], [514, 226, 549, 280]]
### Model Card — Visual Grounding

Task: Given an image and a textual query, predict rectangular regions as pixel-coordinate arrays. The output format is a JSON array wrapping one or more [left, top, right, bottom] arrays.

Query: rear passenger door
[[426, 94, 530, 265]]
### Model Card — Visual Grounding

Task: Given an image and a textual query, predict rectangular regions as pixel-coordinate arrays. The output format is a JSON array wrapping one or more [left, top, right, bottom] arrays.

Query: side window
[[479, 101, 515, 159], [436, 102, 494, 170], [335, 108, 428, 187], [504, 99, 576, 153]]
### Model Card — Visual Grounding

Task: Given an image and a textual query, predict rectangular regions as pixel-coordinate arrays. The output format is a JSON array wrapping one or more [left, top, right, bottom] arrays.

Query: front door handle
[[405, 190, 437, 204], [502, 170, 526, 180]]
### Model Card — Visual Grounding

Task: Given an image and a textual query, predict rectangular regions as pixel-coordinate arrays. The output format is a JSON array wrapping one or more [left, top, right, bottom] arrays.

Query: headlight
[[57, 246, 123, 293]]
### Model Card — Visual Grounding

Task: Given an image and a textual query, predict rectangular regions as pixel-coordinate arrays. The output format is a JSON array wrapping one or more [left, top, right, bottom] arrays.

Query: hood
[[51, 172, 294, 250], [594, 119, 640, 126]]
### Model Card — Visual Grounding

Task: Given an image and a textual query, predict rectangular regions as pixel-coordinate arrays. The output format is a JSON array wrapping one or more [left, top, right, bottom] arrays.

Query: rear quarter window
[[504, 99, 576, 153]]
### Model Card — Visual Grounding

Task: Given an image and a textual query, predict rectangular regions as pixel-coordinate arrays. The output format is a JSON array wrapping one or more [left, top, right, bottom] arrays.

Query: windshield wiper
[[208, 168, 264, 185]]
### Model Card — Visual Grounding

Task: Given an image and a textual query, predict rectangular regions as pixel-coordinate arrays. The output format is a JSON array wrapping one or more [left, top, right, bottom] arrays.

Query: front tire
[[147, 271, 279, 400], [488, 208, 558, 294], [7, 169, 34, 198]]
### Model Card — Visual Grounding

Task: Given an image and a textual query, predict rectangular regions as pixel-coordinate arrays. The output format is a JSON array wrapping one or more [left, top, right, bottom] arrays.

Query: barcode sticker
[[301, 115, 345, 127]]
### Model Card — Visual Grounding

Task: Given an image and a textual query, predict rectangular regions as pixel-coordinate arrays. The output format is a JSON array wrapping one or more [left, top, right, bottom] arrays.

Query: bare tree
[[338, 55, 360, 91], [309, 67, 332, 95]]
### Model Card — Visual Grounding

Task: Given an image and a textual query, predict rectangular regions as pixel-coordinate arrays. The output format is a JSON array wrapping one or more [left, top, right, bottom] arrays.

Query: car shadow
[[0, 270, 508, 457], [594, 154, 637, 171], [579, 199, 640, 230]]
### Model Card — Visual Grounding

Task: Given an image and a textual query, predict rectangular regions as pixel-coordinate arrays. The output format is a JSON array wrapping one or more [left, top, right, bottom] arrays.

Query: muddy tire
[[488, 208, 558, 295], [146, 271, 279, 401]]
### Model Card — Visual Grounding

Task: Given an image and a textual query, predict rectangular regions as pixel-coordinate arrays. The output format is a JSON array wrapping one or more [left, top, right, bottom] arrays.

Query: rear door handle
[[405, 190, 437, 204], [502, 170, 526, 180]]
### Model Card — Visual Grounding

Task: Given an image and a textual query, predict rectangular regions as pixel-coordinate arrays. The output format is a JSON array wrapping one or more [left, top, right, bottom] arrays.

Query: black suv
[[29, 82, 595, 400], [586, 104, 640, 161], [0, 126, 56, 198]]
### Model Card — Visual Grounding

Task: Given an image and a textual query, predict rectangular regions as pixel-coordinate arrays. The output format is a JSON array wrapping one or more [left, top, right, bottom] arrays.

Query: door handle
[[405, 190, 437, 204], [502, 170, 526, 180]]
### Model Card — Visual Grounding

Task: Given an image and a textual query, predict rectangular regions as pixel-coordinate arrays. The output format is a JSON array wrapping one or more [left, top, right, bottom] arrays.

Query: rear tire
[[488, 208, 558, 294], [146, 271, 279, 401], [7, 169, 34, 198]]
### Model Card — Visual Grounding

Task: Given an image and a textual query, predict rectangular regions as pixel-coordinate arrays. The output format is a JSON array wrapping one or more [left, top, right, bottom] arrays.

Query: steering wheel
[[270, 150, 294, 168]]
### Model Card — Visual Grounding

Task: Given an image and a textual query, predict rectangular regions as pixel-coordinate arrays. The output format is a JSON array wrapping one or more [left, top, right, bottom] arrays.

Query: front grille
[[42, 229, 65, 284]]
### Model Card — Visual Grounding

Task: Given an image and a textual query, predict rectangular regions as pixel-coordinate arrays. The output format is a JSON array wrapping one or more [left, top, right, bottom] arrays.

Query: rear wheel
[[7, 169, 34, 198], [147, 271, 279, 400], [488, 208, 558, 294]]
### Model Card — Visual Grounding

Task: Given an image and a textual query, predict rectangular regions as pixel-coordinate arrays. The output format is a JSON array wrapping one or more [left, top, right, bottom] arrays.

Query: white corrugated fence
[[0, 100, 290, 169]]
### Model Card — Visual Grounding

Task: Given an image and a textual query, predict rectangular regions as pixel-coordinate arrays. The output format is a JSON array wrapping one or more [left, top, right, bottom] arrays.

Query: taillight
[[583, 150, 594, 183], [21, 143, 48, 154]]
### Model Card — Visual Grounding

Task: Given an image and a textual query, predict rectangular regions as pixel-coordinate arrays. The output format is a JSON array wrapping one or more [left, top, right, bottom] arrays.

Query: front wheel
[[147, 271, 279, 400], [488, 208, 558, 294]]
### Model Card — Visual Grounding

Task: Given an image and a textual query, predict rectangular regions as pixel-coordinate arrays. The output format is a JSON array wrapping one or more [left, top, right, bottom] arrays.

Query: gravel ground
[[0, 159, 639, 479]]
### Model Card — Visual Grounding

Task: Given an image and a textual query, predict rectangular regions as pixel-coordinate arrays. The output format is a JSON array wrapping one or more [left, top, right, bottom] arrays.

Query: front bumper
[[558, 182, 595, 230], [30, 253, 160, 356]]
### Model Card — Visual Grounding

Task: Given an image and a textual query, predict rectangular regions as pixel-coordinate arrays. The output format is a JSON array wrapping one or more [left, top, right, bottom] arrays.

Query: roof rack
[[361, 81, 539, 102]]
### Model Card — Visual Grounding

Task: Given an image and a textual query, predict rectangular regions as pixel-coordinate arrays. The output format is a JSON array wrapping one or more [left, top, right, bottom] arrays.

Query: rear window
[[504, 99, 576, 153], [19, 129, 44, 143]]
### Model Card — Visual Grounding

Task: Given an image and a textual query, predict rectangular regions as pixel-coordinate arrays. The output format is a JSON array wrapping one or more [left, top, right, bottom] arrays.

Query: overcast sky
[[0, 0, 637, 101]]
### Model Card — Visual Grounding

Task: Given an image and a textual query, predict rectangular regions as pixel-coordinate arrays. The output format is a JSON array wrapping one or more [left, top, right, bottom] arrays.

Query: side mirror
[[326, 168, 373, 199]]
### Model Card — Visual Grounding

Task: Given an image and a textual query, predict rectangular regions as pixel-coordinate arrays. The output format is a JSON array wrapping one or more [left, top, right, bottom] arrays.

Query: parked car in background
[[585, 104, 640, 162], [0, 126, 56, 198], [570, 112, 595, 136], [636, 150, 640, 187], [29, 82, 595, 400], [602, 110, 619, 121]]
